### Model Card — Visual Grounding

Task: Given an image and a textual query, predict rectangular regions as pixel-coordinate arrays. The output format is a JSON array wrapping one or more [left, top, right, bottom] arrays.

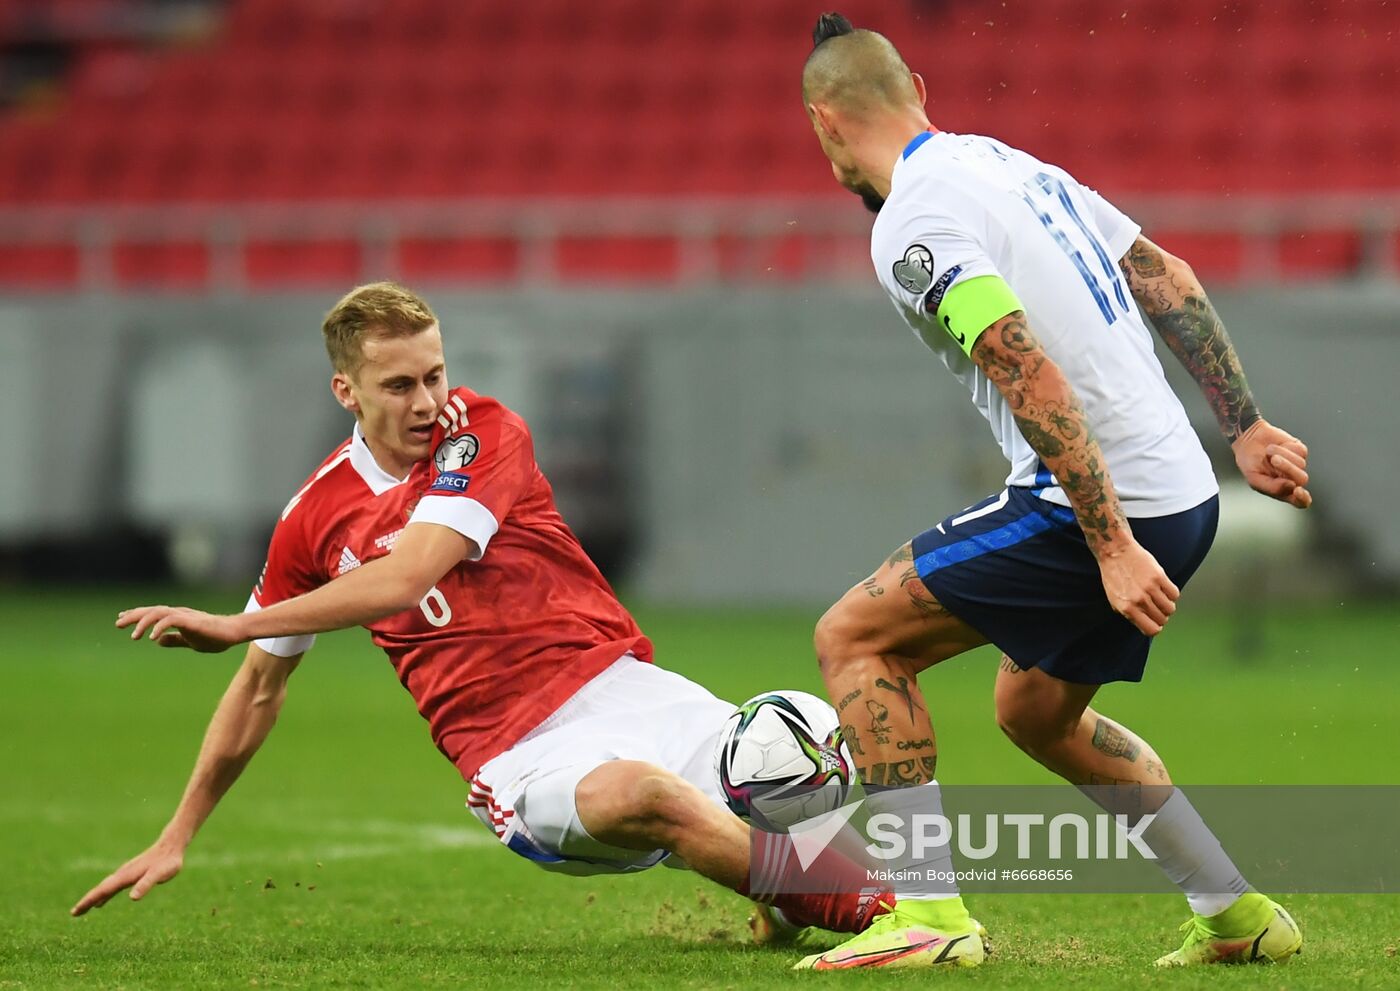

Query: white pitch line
[[65, 821, 497, 872]]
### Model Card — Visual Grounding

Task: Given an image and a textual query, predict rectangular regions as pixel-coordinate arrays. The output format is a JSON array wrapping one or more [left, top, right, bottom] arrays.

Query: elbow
[[1161, 248, 1197, 285], [386, 569, 433, 615]]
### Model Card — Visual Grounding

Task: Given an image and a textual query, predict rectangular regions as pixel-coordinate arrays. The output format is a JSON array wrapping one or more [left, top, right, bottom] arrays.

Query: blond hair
[[321, 281, 439, 375]]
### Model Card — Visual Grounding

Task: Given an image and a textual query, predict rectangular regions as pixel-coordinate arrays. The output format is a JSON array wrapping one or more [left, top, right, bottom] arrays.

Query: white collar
[[348, 422, 409, 496], [889, 153, 910, 194], [889, 129, 942, 197]]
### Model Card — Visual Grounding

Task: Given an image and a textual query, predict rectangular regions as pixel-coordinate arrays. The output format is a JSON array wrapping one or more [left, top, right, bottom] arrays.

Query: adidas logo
[[337, 546, 362, 575]]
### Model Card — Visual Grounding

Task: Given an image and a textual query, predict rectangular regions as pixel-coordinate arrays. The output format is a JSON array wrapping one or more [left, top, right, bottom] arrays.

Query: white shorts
[[467, 657, 736, 875]]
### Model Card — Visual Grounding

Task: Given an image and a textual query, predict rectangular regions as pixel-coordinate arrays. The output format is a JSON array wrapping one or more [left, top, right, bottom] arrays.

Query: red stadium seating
[[397, 235, 519, 284], [2, 0, 1395, 205], [243, 238, 361, 286], [112, 240, 210, 289], [0, 242, 80, 288], [0, 0, 1394, 287]]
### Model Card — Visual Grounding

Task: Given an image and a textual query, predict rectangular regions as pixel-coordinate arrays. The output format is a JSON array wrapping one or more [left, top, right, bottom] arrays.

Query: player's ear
[[911, 72, 928, 108], [810, 103, 841, 144], [330, 372, 359, 414]]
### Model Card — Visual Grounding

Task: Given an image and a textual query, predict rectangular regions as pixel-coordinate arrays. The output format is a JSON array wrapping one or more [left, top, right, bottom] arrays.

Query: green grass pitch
[[3, 587, 1398, 988]]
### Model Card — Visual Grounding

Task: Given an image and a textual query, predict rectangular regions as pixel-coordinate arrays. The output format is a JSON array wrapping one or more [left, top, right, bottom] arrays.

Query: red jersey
[[247, 386, 653, 780]]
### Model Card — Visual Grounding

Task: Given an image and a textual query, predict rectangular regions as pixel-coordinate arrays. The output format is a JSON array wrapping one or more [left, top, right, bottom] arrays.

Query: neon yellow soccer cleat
[[1155, 893, 1302, 967], [792, 904, 988, 971]]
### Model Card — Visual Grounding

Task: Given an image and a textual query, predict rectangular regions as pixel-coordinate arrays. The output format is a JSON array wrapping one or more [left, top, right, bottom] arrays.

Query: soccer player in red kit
[[70, 282, 891, 952]]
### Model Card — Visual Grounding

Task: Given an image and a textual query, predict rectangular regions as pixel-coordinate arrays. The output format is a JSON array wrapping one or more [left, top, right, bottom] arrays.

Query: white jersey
[[872, 130, 1217, 517]]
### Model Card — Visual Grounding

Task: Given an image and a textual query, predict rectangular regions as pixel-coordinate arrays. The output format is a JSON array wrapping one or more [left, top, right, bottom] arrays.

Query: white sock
[[865, 779, 960, 901], [1135, 788, 1249, 917]]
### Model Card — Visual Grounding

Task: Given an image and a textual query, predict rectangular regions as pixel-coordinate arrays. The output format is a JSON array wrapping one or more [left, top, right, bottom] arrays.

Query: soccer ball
[[714, 690, 855, 832]]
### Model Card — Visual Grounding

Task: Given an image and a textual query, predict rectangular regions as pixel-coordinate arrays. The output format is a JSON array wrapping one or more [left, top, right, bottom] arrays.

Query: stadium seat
[[243, 238, 362, 286], [112, 241, 211, 289], [397, 236, 520, 283], [1276, 230, 1362, 278], [555, 235, 680, 283], [0, 242, 81, 290]]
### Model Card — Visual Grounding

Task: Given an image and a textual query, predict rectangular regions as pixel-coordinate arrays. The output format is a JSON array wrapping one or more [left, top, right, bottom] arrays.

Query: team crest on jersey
[[434, 432, 479, 473], [892, 243, 934, 294]]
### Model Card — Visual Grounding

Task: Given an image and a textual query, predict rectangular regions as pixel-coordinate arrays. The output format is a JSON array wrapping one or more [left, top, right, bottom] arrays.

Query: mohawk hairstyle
[[812, 12, 854, 48]]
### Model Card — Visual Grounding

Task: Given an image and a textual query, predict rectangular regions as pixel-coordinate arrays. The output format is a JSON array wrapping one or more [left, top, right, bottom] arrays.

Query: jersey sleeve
[[1080, 185, 1142, 261], [408, 407, 532, 561], [877, 206, 1013, 354], [245, 510, 322, 658], [935, 275, 1025, 357]]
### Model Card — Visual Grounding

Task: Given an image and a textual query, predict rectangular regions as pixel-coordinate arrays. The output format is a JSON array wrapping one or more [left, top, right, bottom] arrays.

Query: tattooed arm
[[970, 312, 1180, 635], [1118, 236, 1260, 440], [969, 312, 1128, 554], [1119, 235, 1312, 509]]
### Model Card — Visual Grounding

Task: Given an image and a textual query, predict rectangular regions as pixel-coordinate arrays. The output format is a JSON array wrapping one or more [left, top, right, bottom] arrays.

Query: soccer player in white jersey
[[785, 13, 1313, 971]]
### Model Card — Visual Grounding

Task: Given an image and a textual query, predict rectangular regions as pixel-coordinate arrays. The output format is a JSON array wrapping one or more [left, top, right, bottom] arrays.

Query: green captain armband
[[934, 275, 1023, 357]]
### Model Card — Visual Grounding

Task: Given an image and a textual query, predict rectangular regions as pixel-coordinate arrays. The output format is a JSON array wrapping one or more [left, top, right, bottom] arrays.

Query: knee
[[578, 762, 695, 842], [632, 769, 692, 826], [995, 695, 1077, 757], [813, 599, 866, 675]]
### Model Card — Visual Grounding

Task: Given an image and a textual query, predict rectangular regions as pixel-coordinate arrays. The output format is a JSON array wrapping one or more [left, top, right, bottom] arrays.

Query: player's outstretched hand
[[70, 840, 183, 916], [116, 606, 245, 653], [1232, 420, 1311, 509], [1098, 541, 1180, 637]]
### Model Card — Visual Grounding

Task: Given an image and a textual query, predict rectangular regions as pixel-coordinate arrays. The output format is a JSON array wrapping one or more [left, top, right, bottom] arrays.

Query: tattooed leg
[[816, 545, 988, 912], [994, 659, 1172, 814], [815, 542, 985, 788], [994, 652, 1251, 914]]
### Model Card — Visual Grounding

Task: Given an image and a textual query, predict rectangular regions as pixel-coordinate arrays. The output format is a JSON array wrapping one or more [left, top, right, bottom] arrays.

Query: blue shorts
[[911, 486, 1219, 685]]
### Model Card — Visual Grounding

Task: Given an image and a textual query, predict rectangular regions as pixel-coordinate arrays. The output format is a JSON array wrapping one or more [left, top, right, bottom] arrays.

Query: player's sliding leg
[[799, 542, 989, 969], [994, 660, 1302, 966], [572, 760, 891, 936]]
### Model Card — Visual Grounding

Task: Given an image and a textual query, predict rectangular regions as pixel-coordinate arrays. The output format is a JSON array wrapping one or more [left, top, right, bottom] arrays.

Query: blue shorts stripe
[[910, 486, 1218, 685], [506, 831, 567, 864], [1030, 460, 1056, 497], [914, 510, 1055, 576]]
